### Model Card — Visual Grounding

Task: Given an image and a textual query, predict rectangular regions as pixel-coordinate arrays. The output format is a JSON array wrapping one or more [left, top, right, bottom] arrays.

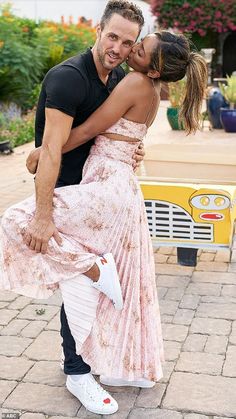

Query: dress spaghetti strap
[[144, 79, 156, 126]]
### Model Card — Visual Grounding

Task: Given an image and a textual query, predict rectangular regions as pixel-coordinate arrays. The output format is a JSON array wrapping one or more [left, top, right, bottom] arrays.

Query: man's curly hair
[[100, 0, 144, 32]]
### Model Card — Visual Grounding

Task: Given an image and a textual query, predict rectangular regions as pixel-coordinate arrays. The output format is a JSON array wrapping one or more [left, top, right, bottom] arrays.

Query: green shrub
[[0, 110, 35, 147]]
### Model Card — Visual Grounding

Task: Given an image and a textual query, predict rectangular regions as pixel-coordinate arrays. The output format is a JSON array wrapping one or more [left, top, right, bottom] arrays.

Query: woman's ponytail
[[179, 52, 208, 134]]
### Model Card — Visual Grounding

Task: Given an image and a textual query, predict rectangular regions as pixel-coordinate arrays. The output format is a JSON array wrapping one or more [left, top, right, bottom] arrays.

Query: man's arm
[[23, 108, 73, 254]]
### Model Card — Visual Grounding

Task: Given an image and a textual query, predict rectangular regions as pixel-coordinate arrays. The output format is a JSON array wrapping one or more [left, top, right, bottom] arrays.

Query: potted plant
[[219, 75, 236, 133], [167, 78, 186, 130]]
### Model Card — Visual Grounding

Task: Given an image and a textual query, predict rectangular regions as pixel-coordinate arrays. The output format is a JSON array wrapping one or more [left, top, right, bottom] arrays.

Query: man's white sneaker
[[92, 253, 123, 310], [66, 373, 118, 415], [100, 375, 155, 388]]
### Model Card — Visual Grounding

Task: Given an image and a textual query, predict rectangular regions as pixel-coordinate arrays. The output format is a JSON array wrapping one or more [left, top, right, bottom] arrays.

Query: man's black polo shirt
[[35, 48, 125, 185]]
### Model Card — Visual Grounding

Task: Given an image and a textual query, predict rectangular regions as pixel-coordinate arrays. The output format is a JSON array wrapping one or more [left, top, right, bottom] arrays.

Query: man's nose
[[112, 41, 122, 55]]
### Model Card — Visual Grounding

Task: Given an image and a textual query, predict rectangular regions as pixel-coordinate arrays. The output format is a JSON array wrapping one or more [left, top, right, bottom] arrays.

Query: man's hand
[[26, 147, 42, 174], [23, 217, 62, 254], [132, 142, 145, 171]]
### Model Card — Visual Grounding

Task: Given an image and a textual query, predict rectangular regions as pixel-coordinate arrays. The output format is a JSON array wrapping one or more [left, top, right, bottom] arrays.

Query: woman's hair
[[150, 31, 208, 134], [100, 0, 144, 33]]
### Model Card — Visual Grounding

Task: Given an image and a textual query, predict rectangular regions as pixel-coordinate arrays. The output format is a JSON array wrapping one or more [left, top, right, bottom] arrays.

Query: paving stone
[[0, 301, 9, 308], [157, 287, 168, 299], [160, 300, 179, 316], [179, 295, 200, 310], [50, 417, 77, 419], [8, 296, 32, 310], [214, 250, 231, 263], [222, 285, 236, 298], [135, 383, 166, 408], [0, 336, 32, 356], [197, 303, 236, 321], [186, 283, 222, 297], [3, 382, 80, 416], [192, 272, 236, 285], [77, 410, 102, 419], [0, 355, 34, 380], [229, 321, 236, 344], [183, 334, 207, 352], [21, 320, 47, 338], [158, 247, 174, 255], [45, 314, 60, 331], [184, 415, 210, 419], [190, 318, 231, 335], [0, 380, 18, 404], [214, 417, 234, 419], [223, 346, 236, 377], [162, 324, 188, 342], [129, 408, 183, 419], [23, 361, 65, 386], [205, 336, 228, 354], [231, 250, 236, 262], [21, 414, 46, 419], [176, 352, 224, 375], [201, 296, 236, 304], [173, 309, 195, 325], [163, 372, 236, 416], [199, 253, 215, 262], [17, 304, 59, 321], [195, 262, 227, 272], [31, 290, 62, 306], [1, 319, 29, 335], [154, 253, 168, 263], [228, 263, 236, 273], [163, 341, 182, 361], [160, 361, 175, 383], [157, 275, 190, 288], [165, 288, 185, 301], [0, 309, 19, 325], [23, 331, 61, 361], [0, 291, 17, 302], [167, 255, 177, 264], [161, 315, 174, 323], [156, 264, 194, 276]]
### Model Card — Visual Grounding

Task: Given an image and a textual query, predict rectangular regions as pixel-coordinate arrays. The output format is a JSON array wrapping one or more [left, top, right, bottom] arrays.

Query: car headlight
[[191, 194, 230, 210]]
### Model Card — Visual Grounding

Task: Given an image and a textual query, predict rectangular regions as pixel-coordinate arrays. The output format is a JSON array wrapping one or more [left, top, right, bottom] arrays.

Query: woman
[[0, 31, 207, 388]]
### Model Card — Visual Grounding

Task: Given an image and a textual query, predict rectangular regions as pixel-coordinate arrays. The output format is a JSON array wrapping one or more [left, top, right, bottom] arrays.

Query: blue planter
[[220, 108, 236, 133], [207, 88, 228, 129]]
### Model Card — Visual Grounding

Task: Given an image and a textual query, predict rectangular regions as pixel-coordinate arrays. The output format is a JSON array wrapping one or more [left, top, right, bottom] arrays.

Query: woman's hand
[[132, 143, 145, 172], [26, 147, 42, 174]]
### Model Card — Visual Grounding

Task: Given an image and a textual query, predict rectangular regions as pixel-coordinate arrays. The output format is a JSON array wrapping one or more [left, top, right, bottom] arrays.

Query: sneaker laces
[[83, 376, 112, 404]]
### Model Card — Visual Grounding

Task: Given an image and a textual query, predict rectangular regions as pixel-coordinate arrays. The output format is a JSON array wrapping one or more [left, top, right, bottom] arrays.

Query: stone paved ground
[[1, 246, 236, 419], [1, 121, 236, 418]]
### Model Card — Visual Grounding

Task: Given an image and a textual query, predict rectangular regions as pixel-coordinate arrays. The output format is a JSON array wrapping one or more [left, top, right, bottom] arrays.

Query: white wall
[[0, 0, 155, 38]]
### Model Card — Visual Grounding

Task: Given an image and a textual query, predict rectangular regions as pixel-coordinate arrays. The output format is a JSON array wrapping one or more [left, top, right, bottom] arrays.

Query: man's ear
[[96, 24, 101, 39], [147, 69, 160, 79]]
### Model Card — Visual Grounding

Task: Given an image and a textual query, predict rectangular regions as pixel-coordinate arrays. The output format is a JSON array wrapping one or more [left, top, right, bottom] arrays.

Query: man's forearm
[[34, 144, 61, 219]]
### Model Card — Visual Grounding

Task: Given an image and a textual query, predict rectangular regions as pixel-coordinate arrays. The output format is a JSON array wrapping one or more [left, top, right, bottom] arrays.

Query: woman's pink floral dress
[[0, 118, 164, 382]]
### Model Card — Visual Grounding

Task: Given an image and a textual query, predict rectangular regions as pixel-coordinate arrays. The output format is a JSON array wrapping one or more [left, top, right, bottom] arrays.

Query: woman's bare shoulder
[[120, 71, 150, 88]]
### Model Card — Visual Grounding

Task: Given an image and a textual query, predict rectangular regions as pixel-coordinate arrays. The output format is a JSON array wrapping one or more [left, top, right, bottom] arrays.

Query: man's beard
[[97, 40, 121, 70]]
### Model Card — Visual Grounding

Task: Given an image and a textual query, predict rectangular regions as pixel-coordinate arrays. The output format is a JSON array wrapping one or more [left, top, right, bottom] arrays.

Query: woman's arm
[[26, 73, 144, 174], [62, 72, 142, 153]]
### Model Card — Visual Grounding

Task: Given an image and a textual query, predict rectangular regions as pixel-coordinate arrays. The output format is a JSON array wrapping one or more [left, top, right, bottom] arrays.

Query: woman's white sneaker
[[92, 253, 123, 310], [66, 373, 118, 415], [100, 375, 155, 388]]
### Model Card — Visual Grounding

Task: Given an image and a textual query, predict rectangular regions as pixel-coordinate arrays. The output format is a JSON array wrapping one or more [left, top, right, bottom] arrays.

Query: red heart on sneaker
[[103, 398, 111, 404]]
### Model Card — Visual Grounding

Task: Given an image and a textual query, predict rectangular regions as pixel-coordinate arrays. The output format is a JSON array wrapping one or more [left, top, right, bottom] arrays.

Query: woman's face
[[126, 34, 159, 73]]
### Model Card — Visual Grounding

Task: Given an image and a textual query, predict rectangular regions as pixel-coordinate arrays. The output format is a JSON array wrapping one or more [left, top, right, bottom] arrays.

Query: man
[[24, 1, 145, 415]]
